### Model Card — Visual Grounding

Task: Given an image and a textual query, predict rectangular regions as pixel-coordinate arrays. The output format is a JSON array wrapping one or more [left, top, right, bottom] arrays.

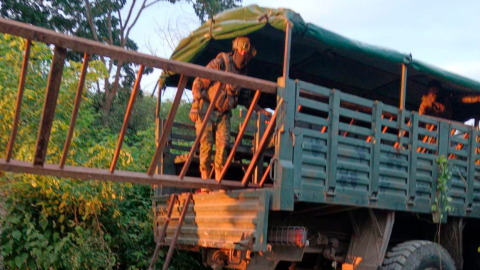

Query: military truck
[[152, 6, 480, 270], [1, 5, 480, 270]]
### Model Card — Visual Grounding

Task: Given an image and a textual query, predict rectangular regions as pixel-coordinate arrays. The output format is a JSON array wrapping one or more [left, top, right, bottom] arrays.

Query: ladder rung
[[167, 217, 179, 221]]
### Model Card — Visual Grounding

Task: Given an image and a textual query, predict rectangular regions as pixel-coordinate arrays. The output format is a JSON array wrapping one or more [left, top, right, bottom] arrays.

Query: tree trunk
[[102, 61, 123, 124]]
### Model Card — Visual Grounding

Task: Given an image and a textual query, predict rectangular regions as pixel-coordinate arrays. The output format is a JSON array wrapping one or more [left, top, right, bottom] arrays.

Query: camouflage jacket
[[192, 52, 254, 113]]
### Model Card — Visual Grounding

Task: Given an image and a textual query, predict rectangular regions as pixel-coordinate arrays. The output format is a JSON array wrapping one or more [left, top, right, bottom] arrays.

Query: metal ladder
[[148, 193, 193, 270]]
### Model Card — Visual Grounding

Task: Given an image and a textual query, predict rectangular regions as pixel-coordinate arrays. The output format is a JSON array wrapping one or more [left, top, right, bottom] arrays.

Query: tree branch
[[117, 9, 124, 44], [123, 0, 148, 46], [123, 0, 137, 33], [144, 0, 162, 9], [84, 0, 107, 65], [84, 0, 100, 42], [107, 5, 114, 45]]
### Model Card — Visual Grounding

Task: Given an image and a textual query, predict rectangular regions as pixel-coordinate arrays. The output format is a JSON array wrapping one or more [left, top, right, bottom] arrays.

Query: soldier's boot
[[200, 169, 211, 180]]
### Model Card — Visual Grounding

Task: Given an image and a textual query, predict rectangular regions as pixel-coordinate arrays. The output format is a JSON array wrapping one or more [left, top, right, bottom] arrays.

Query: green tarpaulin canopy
[[162, 5, 480, 120]]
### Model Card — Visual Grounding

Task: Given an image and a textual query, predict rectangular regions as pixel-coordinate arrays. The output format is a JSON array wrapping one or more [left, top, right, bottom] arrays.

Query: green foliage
[[0, 33, 211, 270], [0, 34, 160, 269], [192, 0, 242, 23], [431, 155, 453, 222]]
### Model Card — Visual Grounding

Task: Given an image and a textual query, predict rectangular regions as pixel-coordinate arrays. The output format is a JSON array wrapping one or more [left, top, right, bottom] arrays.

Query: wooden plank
[[381, 132, 401, 142], [448, 148, 469, 158], [34, 46, 67, 166], [110, 65, 144, 172], [292, 129, 304, 189], [338, 136, 371, 148], [379, 168, 408, 179], [417, 141, 437, 151], [302, 155, 327, 166], [302, 168, 327, 180], [418, 127, 438, 137], [451, 123, 470, 132], [450, 136, 469, 145], [242, 99, 283, 187], [302, 142, 327, 153], [339, 92, 373, 107], [298, 81, 331, 96], [283, 23, 292, 78], [338, 122, 371, 136], [449, 159, 468, 168], [379, 144, 409, 155], [382, 103, 399, 115], [0, 18, 277, 94], [467, 128, 477, 209], [435, 121, 450, 222], [338, 147, 371, 160], [380, 119, 399, 129], [60, 53, 90, 168], [379, 155, 409, 167], [378, 181, 408, 192], [418, 115, 439, 125], [370, 102, 383, 200], [297, 127, 328, 139], [339, 107, 372, 122], [148, 75, 188, 175], [218, 90, 260, 182], [170, 133, 196, 142], [296, 112, 328, 126], [297, 97, 329, 112], [5, 39, 31, 162], [409, 113, 419, 203], [326, 90, 340, 196], [337, 160, 370, 173], [0, 158, 257, 189], [254, 112, 266, 184]]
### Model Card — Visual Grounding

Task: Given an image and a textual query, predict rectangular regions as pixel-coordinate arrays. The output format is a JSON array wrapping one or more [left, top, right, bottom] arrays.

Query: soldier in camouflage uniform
[[189, 37, 265, 179]]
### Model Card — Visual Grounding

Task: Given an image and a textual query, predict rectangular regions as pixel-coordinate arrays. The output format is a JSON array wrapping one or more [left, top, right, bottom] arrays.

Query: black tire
[[381, 240, 456, 270]]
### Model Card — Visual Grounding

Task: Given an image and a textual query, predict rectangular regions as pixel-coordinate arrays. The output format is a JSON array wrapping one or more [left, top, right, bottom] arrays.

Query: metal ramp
[[0, 18, 279, 189]]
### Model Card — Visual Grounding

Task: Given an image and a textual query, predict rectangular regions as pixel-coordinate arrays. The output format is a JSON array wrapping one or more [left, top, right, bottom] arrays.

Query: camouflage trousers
[[195, 100, 231, 176]]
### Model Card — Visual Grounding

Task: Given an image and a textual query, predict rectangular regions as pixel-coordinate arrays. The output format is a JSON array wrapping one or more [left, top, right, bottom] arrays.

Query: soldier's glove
[[189, 100, 200, 122]]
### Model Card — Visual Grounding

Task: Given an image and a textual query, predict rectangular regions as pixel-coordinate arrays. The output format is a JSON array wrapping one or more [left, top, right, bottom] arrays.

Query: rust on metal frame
[[147, 74, 188, 175], [5, 39, 31, 162], [34, 46, 67, 166], [161, 193, 192, 270], [148, 193, 177, 270], [0, 18, 277, 94], [242, 99, 284, 187], [0, 158, 257, 189], [110, 65, 145, 172], [259, 164, 271, 187], [217, 90, 261, 182], [179, 85, 223, 179], [60, 53, 90, 168]]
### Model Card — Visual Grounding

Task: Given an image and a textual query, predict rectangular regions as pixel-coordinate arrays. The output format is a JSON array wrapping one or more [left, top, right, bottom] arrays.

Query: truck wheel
[[381, 240, 455, 270]]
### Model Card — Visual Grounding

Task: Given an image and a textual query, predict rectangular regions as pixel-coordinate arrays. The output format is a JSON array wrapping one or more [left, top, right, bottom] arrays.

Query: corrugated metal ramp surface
[[152, 190, 271, 252]]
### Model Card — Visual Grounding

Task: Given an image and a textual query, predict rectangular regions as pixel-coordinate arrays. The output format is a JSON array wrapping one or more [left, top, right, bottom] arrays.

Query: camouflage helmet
[[232, 37, 257, 57]]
